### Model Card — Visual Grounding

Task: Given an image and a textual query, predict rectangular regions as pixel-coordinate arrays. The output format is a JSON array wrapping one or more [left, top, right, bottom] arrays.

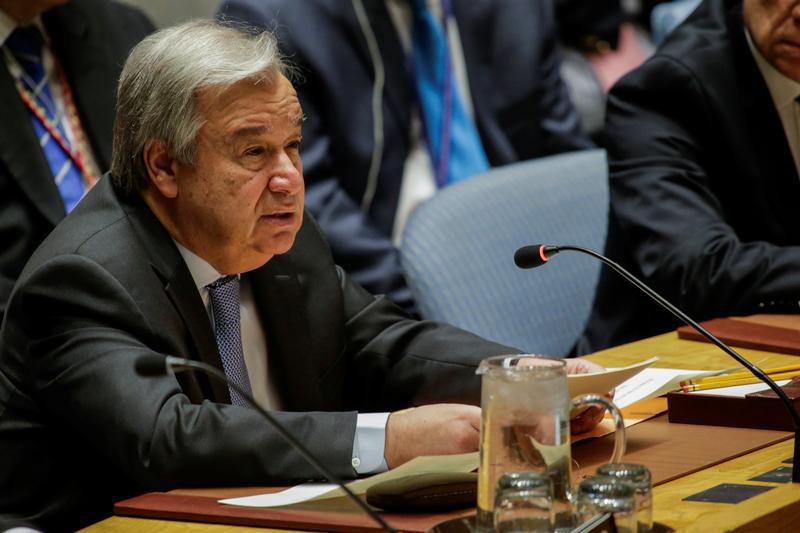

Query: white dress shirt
[[747, 29, 800, 177], [174, 242, 389, 474]]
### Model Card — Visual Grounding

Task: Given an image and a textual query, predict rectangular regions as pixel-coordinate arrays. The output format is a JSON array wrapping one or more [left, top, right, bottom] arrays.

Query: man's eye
[[244, 147, 264, 157], [286, 140, 301, 151]]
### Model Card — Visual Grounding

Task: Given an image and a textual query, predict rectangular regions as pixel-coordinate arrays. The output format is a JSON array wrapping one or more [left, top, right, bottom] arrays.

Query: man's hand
[[565, 357, 605, 376], [384, 404, 481, 469], [566, 357, 611, 434]]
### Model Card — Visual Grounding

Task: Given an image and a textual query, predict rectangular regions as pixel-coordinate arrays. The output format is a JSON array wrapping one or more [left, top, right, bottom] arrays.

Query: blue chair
[[399, 149, 609, 355]]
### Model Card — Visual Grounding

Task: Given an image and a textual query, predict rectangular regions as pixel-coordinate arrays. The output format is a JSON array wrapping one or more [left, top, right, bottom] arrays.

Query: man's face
[[172, 75, 305, 274], [746, 0, 800, 81]]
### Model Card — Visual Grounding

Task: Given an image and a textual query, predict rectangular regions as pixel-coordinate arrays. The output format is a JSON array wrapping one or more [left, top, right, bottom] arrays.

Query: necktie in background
[[5, 25, 86, 212], [409, 0, 489, 188], [207, 275, 253, 407]]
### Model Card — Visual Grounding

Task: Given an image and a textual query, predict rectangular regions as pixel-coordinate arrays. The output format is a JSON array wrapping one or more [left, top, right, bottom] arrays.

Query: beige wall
[[117, 0, 219, 28]]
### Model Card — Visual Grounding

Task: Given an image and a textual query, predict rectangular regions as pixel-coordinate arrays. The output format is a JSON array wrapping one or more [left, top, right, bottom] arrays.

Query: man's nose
[[268, 154, 303, 195]]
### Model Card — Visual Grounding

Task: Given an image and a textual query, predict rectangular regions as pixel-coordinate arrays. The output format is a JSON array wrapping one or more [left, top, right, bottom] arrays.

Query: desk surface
[[83, 317, 800, 533]]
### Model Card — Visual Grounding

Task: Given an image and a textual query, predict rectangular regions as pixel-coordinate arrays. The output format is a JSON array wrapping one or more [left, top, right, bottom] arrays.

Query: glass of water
[[596, 463, 652, 532], [493, 471, 554, 532], [576, 475, 637, 533]]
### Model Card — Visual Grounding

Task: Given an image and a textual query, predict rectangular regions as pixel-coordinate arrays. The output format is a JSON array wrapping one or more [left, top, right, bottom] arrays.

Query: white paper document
[[611, 366, 733, 408], [567, 357, 658, 400], [219, 451, 479, 508]]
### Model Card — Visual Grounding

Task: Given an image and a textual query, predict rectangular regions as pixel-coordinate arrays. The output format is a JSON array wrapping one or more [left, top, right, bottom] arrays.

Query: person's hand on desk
[[382, 359, 609, 468], [384, 403, 480, 468], [566, 358, 611, 434]]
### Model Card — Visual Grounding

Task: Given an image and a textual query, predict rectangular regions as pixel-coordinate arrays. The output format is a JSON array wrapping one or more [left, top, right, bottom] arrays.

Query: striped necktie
[[207, 275, 253, 407], [5, 25, 86, 212], [409, 0, 489, 188]]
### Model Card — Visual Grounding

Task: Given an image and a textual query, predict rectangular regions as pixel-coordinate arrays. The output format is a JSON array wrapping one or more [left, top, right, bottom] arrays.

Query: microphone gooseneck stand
[[135, 354, 397, 532], [514, 243, 800, 482]]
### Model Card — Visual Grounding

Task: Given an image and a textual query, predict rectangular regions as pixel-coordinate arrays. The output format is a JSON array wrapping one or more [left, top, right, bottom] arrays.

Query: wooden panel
[[80, 516, 277, 532], [677, 318, 800, 355], [730, 314, 800, 330], [586, 331, 800, 372], [573, 414, 791, 486], [653, 440, 800, 532], [667, 388, 800, 432], [113, 492, 474, 533]]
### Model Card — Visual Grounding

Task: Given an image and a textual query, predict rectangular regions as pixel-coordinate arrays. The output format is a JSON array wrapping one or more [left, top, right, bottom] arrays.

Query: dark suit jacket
[[0, 177, 515, 531], [0, 0, 152, 321], [218, 0, 591, 312], [579, 0, 800, 353]]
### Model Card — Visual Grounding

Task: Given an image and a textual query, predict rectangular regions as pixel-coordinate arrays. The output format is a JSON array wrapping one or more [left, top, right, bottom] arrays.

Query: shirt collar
[[746, 28, 800, 109], [0, 10, 17, 45], [173, 240, 228, 292], [0, 12, 49, 47]]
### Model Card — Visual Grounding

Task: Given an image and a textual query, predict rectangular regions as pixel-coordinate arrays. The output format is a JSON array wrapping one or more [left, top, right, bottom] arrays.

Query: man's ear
[[143, 139, 180, 198]]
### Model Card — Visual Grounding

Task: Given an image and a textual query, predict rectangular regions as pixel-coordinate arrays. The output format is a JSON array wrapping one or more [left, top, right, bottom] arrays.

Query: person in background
[[580, 0, 800, 352], [217, 0, 592, 314], [0, 0, 153, 323]]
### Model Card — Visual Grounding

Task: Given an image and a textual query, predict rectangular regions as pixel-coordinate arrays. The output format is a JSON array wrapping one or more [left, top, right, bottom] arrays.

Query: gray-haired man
[[0, 20, 603, 530]]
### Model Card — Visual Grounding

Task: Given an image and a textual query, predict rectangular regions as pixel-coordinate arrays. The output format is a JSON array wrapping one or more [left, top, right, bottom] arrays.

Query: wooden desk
[[83, 326, 800, 532], [591, 327, 800, 531]]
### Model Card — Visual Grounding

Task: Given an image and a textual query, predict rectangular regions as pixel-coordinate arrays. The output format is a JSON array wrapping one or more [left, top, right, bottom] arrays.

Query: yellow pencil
[[682, 370, 800, 392], [680, 364, 800, 388]]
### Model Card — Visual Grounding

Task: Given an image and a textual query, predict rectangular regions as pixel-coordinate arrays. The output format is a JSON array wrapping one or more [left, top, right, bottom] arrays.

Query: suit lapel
[[249, 254, 320, 411], [121, 190, 231, 403], [452, 0, 495, 156], [361, 1, 411, 136], [163, 270, 231, 403], [0, 59, 64, 226]]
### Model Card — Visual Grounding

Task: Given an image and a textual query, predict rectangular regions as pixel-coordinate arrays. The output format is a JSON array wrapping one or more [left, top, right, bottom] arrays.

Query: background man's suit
[[218, 0, 591, 312], [579, 0, 800, 353], [0, 0, 152, 320], [0, 177, 515, 531]]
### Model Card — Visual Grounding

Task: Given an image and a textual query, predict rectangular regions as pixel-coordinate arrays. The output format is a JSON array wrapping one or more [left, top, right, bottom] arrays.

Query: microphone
[[514, 243, 800, 483], [135, 353, 397, 532]]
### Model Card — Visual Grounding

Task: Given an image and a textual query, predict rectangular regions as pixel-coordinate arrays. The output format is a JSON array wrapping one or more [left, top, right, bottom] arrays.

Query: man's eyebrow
[[230, 126, 271, 140], [230, 117, 305, 140]]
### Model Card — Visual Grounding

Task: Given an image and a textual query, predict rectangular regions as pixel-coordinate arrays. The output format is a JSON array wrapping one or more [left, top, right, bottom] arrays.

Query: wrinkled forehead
[[196, 75, 304, 131]]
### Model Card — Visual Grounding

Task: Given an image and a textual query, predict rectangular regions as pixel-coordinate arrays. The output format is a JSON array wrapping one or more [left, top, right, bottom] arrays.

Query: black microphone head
[[135, 354, 170, 377], [514, 244, 549, 269]]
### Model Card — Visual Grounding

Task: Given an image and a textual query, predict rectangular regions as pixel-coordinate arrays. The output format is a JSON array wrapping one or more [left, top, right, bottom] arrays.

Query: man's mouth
[[262, 211, 297, 226]]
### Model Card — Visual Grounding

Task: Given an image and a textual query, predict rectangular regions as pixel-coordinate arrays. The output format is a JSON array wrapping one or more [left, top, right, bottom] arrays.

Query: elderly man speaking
[[0, 20, 602, 530]]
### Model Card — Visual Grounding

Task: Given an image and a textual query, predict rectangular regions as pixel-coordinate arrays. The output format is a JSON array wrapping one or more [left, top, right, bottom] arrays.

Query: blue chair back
[[400, 149, 609, 355]]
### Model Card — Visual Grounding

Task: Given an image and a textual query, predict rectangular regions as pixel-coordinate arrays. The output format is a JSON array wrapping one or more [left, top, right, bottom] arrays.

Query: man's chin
[[263, 233, 298, 257]]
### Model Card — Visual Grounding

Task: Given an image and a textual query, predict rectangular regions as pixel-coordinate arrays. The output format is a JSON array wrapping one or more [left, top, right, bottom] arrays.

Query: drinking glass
[[493, 472, 554, 532], [576, 475, 637, 533], [596, 463, 653, 532]]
